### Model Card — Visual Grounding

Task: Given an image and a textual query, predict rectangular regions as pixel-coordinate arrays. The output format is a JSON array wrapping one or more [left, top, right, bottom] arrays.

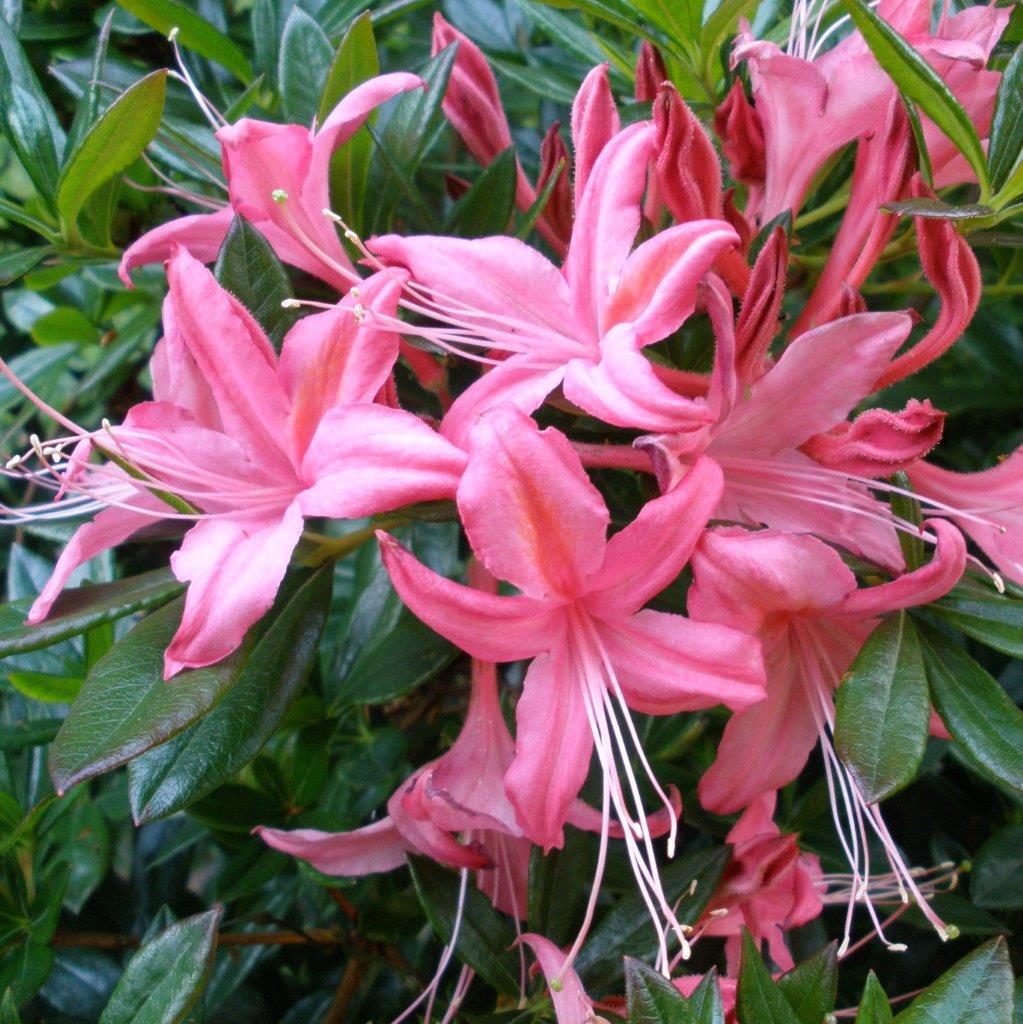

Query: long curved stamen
[[168, 28, 227, 131], [271, 192, 361, 287]]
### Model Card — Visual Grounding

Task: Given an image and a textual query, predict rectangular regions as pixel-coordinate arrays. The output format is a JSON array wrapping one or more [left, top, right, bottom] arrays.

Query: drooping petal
[[300, 404, 465, 518], [378, 533, 560, 662], [570, 63, 620, 206], [504, 647, 594, 848], [256, 818, 408, 875], [519, 934, 594, 1024], [457, 407, 609, 600], [714, 312, 913, 457], [165, 501, 305, 677], [597, 608, 766, 714], [118, 207, 234, 286], [587, 456, 724, 615]]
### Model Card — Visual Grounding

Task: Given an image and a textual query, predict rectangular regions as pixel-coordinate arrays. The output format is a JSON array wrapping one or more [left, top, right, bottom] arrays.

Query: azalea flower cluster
[[1, 0, 1018, 1017]]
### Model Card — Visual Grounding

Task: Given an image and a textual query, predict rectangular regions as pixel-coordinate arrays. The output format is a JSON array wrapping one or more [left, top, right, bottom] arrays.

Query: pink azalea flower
[[119, 73, 423, 289], [14, 249, 464, 678], [519, 934, 597, 1024], [688, 521, 966, 950], [731, 0, 1010, 223], [695, 792, 823, 972], [368, 122, 738, 444], [379, 406, 765, 966]]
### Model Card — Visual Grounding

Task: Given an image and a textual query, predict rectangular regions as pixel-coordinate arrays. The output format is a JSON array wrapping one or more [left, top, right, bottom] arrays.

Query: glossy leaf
[[409, 857, 520, 997], [929, 577, 1023, 658], [0, 568, 183, 658], [687, 972, 725, 1024], [970, 825, 1023, 910], [626, 957, 696, 1024], [777, 943, 837, 1024], [0, 246, 52, 286], [49, 597, 244, 793], [737, 931, 802, 1024], [894, 937, 1013, 1024], [989, 44, 1023, 196], [920, 626, 1023, 796], [279, 7, 334, 124], [214, 216, 296, 349], [98, 908, 221, 1024], [57, 70, 167, 239], [856, 973, 893, 1024], [117, 0, 252, 82], [837, 0, 989, 193], [128, 566, 333, 823], [445, 147, 518, 238], [834, 612, 929, 802]]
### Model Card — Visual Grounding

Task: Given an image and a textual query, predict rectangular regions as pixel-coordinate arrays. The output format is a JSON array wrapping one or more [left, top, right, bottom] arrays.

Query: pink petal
[[505, 647, 594, 848], [600, 220, 739, 343], [715, 312, 913, 456], [256, 818, 408, 875], [150, 334, 221, 432], [299, 404, 465, 518], [519, 934, 594, 1024], [118, 207, 234, 286], [458, 407, 609, 600], [587, 456, 724, 615], [596, 609, 765, 714], [570, 64, 619, 206], [378, 532, 560, 662], [164, 249, 293, 474], [165, 501, 305, 677], [563, 121, 656, 337]]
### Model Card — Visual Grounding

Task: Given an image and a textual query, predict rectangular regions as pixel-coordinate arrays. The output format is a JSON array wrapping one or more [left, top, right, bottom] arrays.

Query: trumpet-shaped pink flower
[[369, 122, 738, 444], [20, 249, 464, 678], [119, 74, 423, 289], [696, 793, 822, 972], [689, 521, 965, 950], [379, 407, 764, 964]]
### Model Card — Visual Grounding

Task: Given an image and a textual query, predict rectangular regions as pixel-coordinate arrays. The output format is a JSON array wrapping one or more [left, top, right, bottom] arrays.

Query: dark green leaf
[[576, 846, 729, 983], [0, 18, 65, 203], [98, 908, 221, 1024], [214, 216, 296, 348], [929, 576, 1023, 657], [117, 0, 252, 82], [834, 612, 929, 802], [408, 857, 520, 997], [894, 937, 1013, 1024], [528, 827, 596, 947], [989, 44, 1023, 195], [687, 971, 725, 1024], [856, 973, 893, 1024], [58, 70, 166, 239], [445, 147, 518, 238], [626, 957, 696, 1024], [837, 0, 989, 193], [920, 626, 1023, 796], [0, 989, 22, 1024], [700, 0, 758, 79], [737, 931, 802, 1024], [49, 596, 243, 792], [65, 9, 113, 156], [0, 568, 183, 658], [777, 944, 837, 1024], [970, 825, 1023, 910], [0, 343, 75, 412], [0, 246, 52, 286], [128, 567, 333, 822], [279, 7, 334, 124], [0, 719, 61, 753], [0, 943, 54, 1005]]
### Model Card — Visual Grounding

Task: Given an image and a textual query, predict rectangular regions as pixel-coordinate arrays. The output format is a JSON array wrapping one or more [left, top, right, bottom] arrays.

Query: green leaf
[[0, 989, 22, 1024], [65, 9, 113, 156], [128, 566, 332, 822], [837, 0, 990, 195], [29, 307, 99, 347], [98, 908, 221, 1024], [49, 597, 244, 793], [626, 957, 696, 1024], [0, 246, 52, 286], [320, 11, 379, 231], [117, 0, 252, 83], [834, 612, 929, 802], [856, 973, 893, 1024], [279, 7, 334, 124], [929, 576, 1023, 657], [408, 857, 520, 997], [528, 827, 596, 947], [700, 0, 758, 80], [214, 216, 295, 349], [970, 825, 1023, 910], [920, 626, 1023, 796], [445, 147, 518, 238], [0, 719, 61, 753], [630, 0, 701, 62], [777, 944, 837, 1024], [0, 942, 53, 1005], [989, 44, 1023, 196], [7, 670, 81, 704], [57, 70, 166, 240], [0, 568, 182, 658], [737, 931, 802, 1024], [575, 846, 729, 983], [894, 937, 1013, 1024], [687, 971, 725, 1024]]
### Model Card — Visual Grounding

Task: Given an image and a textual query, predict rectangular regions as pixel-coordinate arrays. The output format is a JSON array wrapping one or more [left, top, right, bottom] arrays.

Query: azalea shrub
[[1, 0, 1023, 1020]]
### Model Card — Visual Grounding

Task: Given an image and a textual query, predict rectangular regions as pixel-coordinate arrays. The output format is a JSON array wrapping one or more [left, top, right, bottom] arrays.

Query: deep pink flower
[[119, 74, 423, 289], [22, 249, 464, 677]]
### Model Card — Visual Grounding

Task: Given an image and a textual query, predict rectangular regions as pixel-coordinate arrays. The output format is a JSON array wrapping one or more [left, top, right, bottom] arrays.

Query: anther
[[5, 455, 21, 469], [168, 25, 179, 41], [888, 943, 907, 953], [993, 572, 1006, 594], [280, 298, 302, 309], [352, 304, 367, 324]]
